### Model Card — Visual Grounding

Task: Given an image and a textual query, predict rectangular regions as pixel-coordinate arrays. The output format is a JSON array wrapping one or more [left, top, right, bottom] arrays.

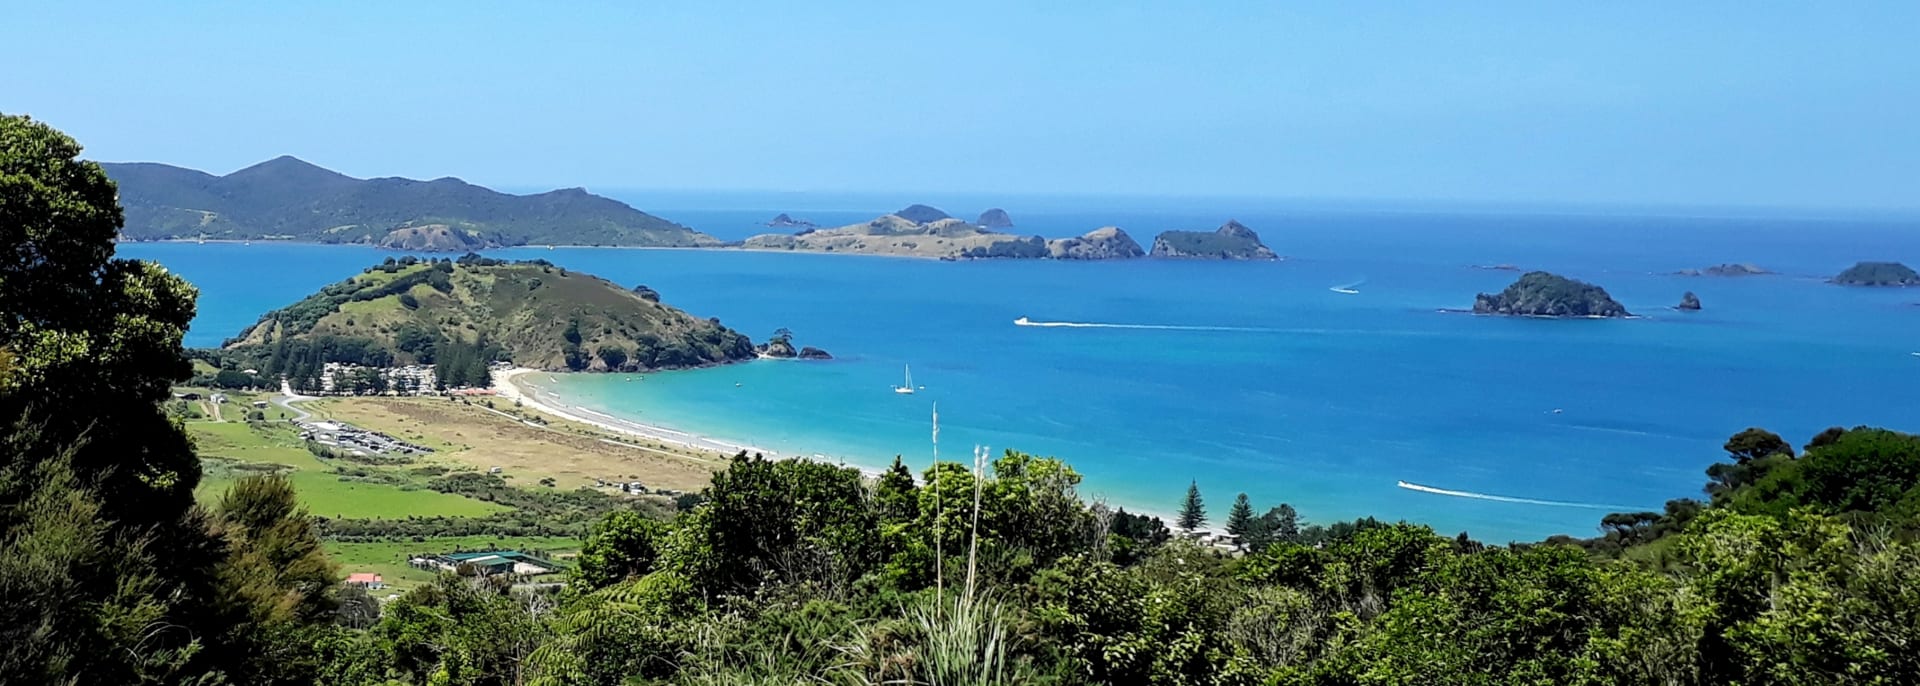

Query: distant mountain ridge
[[104, 156, 720, 249]]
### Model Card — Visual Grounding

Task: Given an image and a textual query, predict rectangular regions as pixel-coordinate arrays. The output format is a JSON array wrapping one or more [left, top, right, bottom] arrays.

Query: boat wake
[[1013, 316, 1282, 333], [1329, 278, 1365, 295], [1397, 480, 1633, 510]]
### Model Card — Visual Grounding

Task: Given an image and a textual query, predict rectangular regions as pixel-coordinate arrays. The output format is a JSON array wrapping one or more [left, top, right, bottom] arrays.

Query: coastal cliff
[[1148, 220, 1278, 260], [1046, 227, 1145, 260], [1832, 261, 1920, 286], [1473, 272, 1631, 318]]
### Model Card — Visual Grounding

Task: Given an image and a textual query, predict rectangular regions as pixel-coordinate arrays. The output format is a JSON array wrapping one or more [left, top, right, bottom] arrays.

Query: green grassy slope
[[223, 257, 757, 372]]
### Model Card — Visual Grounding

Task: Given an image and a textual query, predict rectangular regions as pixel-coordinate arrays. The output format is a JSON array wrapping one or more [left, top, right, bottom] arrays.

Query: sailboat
[[894, 365, 916, 394]]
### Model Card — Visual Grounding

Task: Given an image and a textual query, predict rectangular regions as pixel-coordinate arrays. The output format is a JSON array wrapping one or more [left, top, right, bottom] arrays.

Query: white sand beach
[[492, 367, 782, 459]]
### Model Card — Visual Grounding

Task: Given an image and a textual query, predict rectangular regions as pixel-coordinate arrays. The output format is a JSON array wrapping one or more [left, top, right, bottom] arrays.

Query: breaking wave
[[1397, 480, 1634, 510]]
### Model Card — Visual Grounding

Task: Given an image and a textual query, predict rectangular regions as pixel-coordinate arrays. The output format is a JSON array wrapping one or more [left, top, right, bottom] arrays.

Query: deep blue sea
[[121, 199, 1920, 541]]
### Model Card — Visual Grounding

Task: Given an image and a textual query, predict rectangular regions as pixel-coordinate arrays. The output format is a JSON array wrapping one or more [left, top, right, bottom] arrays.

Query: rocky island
[[1048, 227, 1145, 260], [1473, 271, 1631, 318], [220, 254, 804, 377], [1148, 220, 1279, 260], [977, 208, 1014, 228], [741, 206, 1052, 259], [1676, 291, 1702, 310], [1676, 263, 1770, 277], [1832, 261, 1920, 286], [741, 205, 1277, 262], [765, 213, 817, 229]]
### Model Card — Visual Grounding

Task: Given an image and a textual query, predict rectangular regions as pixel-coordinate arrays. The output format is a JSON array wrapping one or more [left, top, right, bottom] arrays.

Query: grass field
[[304, 396, 725, 493], [186, 415, 508, 519], [326, 535, 579, 593]]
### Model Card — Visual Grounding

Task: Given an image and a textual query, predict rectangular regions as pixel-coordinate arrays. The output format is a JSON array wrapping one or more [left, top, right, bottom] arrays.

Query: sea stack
[[1676, 291, 1702, 310], [1473, 272, 1631, 318], [977, 208, 1014, 229]]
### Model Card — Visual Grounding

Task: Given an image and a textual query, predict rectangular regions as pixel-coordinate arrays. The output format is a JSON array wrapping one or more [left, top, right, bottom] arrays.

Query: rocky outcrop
[[766, 213, 816, 229], [1473, 272, 1631, 318], [377, 225, 487, 252], [757, 338, 797, 358], [798, 346, 833, 360], [959, 235, 1048, 259], [632, 284, 660, 302], [1676, 263, 1770, 277], [1148, 220, 1277, 260], [977, 208, 1014, 228], [1676, 291, 1702, 310], [1832, 261, 1920, 286], [1047, 227, 1145, 260], [894, 204, 952, 224]]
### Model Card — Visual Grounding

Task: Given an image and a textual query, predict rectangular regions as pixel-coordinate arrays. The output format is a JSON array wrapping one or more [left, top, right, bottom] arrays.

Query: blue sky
[[4, 2, 1916, 209]]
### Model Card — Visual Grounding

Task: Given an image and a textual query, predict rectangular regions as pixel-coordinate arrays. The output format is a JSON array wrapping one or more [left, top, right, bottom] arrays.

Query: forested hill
[[103, 156, 720, 248], [221, 255, 756, 383]]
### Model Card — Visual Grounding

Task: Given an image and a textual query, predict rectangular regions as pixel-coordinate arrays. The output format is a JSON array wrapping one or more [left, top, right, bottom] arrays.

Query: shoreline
[[492, 367, 788, 461], [490, 366, 1224, 535]]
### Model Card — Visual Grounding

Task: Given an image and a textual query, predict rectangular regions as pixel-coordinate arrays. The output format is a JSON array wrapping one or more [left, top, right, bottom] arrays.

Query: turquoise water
[[122, 206, 1920, 541]]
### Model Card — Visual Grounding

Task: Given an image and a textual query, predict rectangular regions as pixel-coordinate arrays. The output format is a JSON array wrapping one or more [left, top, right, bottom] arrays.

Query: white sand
[[492, 368, 781, 459]]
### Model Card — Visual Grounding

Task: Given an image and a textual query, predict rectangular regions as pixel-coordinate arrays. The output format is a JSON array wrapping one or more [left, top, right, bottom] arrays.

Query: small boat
[[894, 365, 916, 395], [1014, 316, 1032, 326], [735, 382, 742, 387]]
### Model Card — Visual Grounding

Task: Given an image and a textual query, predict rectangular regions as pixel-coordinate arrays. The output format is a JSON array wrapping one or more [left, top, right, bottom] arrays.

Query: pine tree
[[1177, 480, 1207, 532], [1226, 493, 1255, 546]]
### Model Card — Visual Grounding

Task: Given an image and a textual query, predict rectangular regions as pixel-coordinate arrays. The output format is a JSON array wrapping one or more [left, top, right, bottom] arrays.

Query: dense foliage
[[249, 432, 1920, 685]]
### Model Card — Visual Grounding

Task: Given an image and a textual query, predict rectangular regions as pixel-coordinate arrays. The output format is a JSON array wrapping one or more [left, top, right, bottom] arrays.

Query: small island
[[1832, 261, 1919, 286], [977, 208, 1014, 228], [218, 254, 812, 380], [1676, 291, 1702, 311], [1148, 220, 1279, 260], [756, 329, 833, 360], [765, 213, 817, 229], [1676, 263, 1770, 277], [1473, 271, 1631, 318]]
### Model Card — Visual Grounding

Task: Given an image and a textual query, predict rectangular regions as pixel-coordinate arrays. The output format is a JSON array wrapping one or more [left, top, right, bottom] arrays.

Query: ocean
[[121, 199, 1920, 541]]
